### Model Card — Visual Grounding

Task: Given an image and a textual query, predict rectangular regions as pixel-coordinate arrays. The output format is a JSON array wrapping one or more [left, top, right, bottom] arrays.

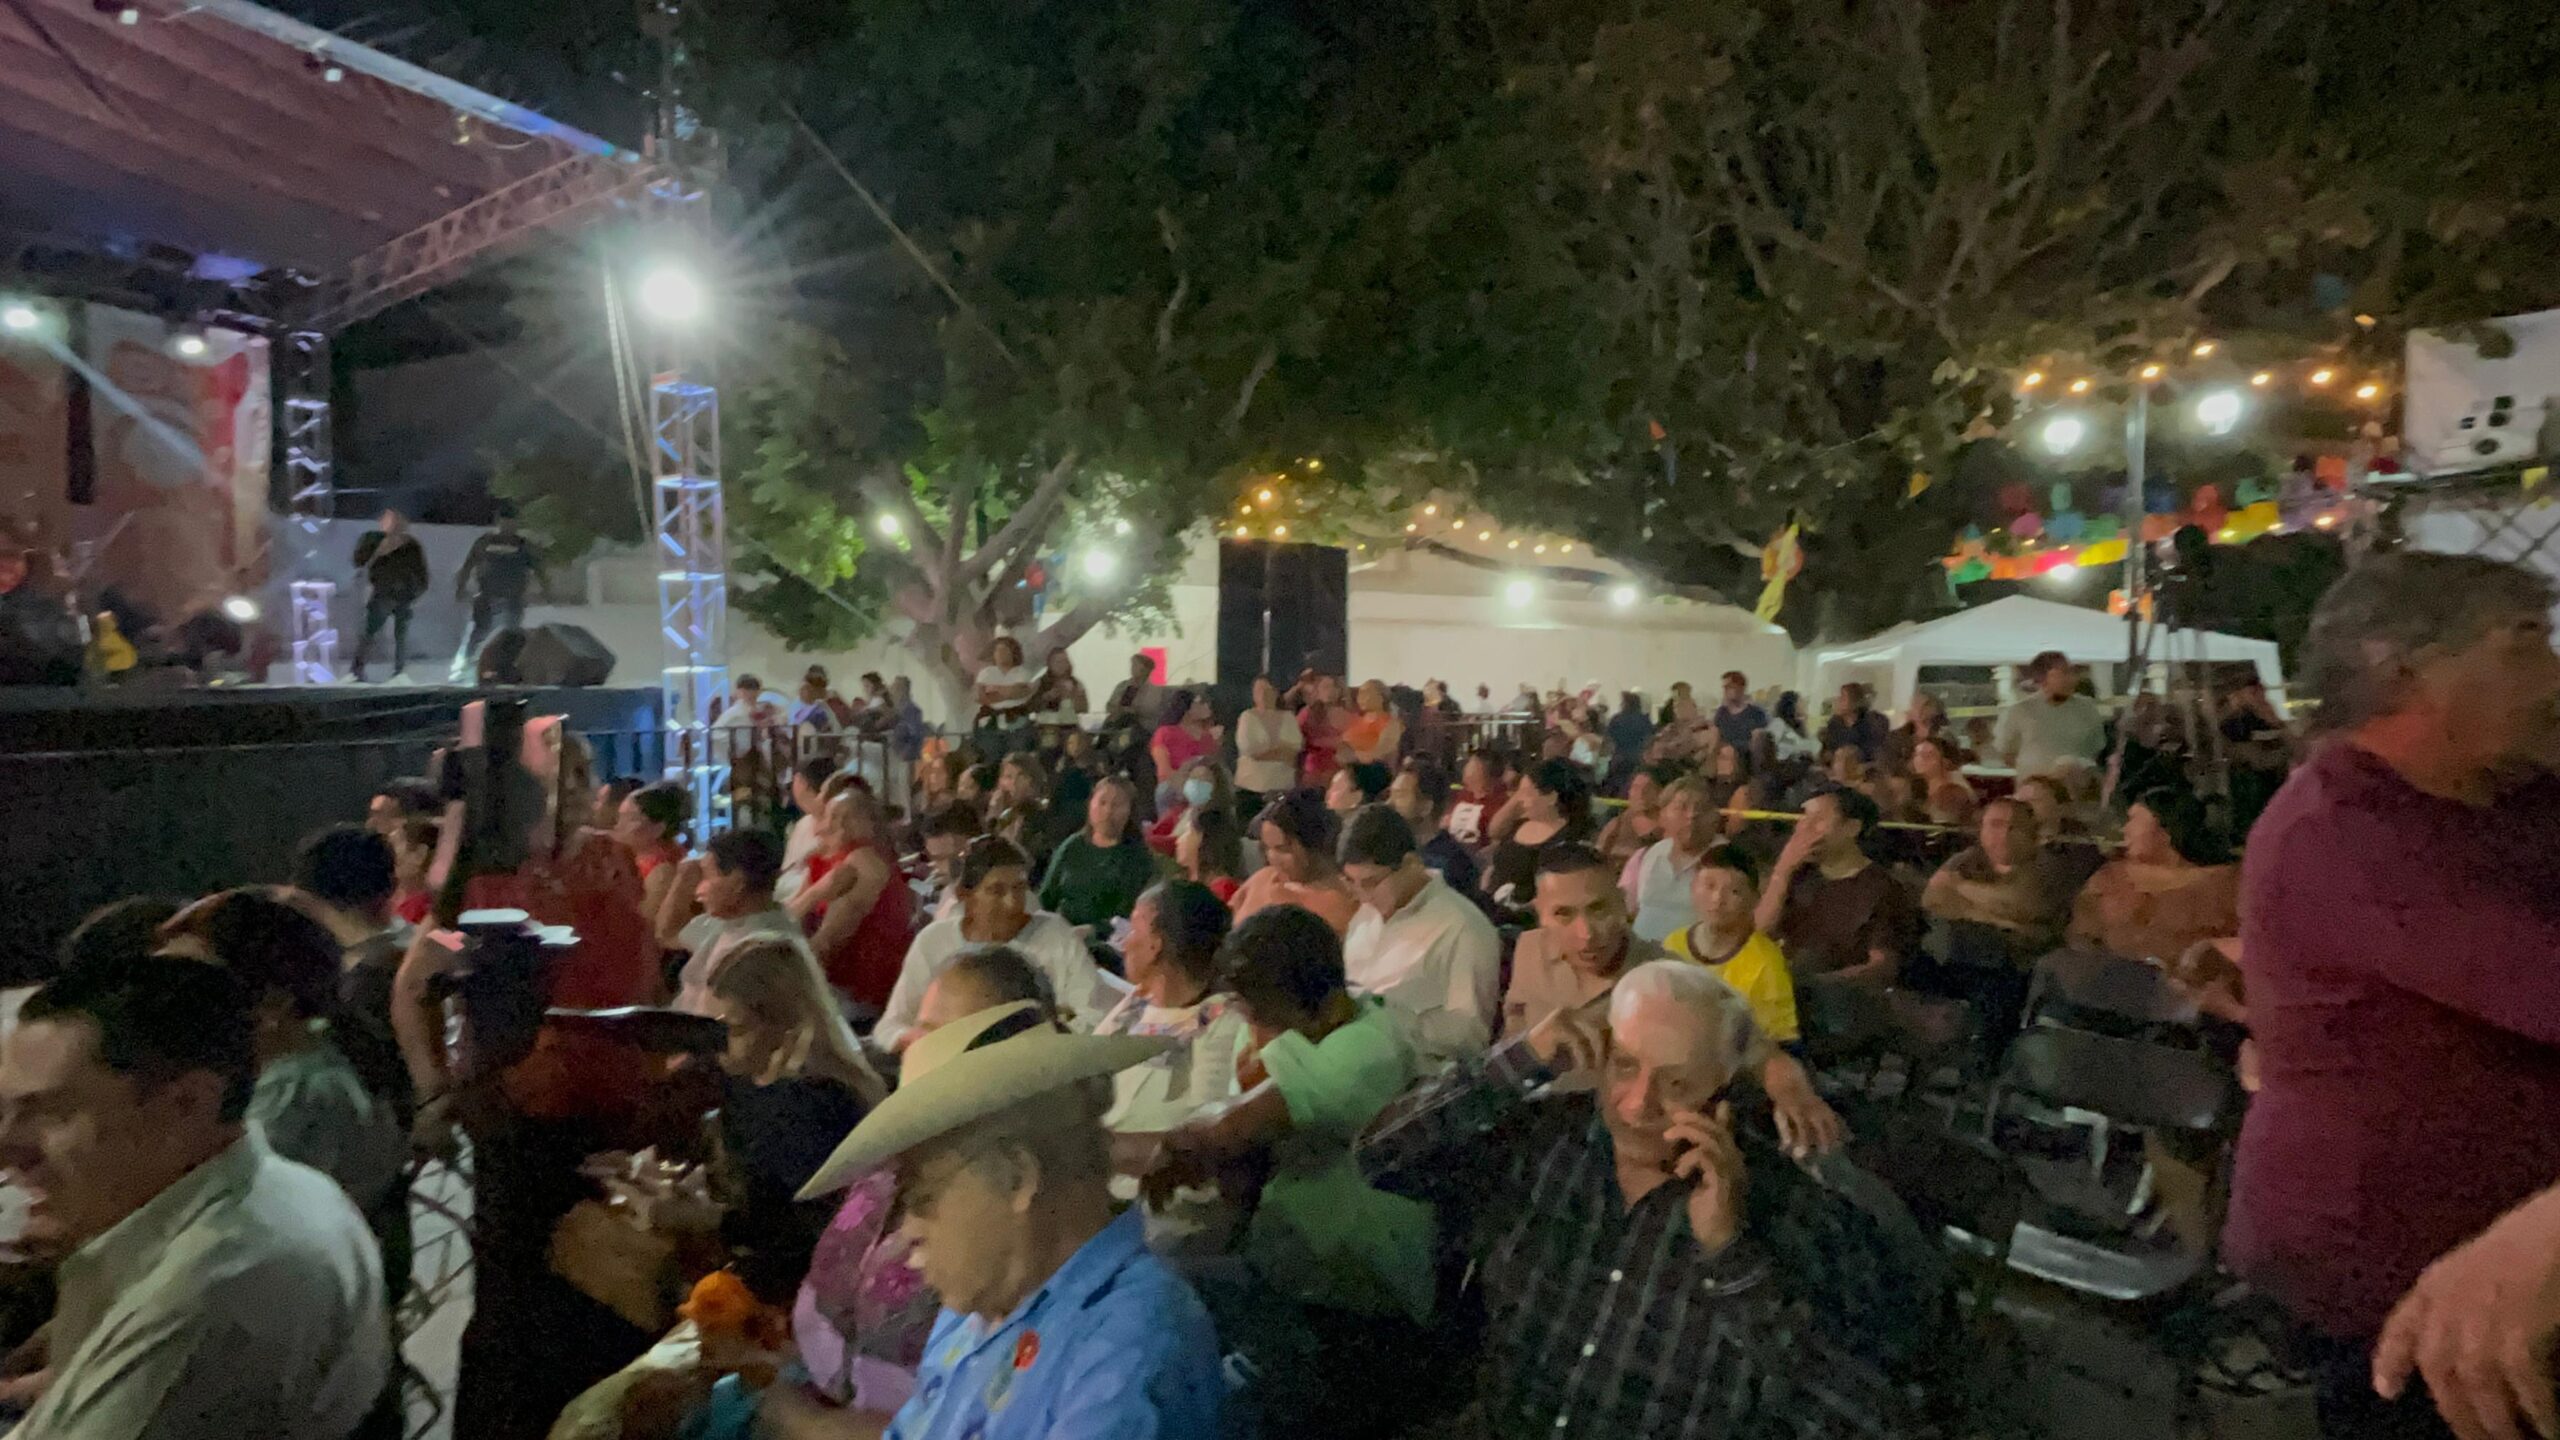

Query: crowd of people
[[2, 551, 2557, 1440]]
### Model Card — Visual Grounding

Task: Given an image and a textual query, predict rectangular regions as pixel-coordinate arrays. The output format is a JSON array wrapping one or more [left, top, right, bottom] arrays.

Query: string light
[[1234, 524, 1250, 537], [2353, 382, 2382, 401], [1451, 517, 1466, 531], [2314, 514, 2338, 529], [2019, 371, 2045, 389], [1559, 543, 1573, 555], [1404, 522, 1419, 533], [1238, 502, 1252, 515], [1533, 543, 1547, 554], [2309, 368, 2335, 386], [1422, 503, 1438, 516], [1477, 529, 1492, 541], [2192, 342, 2216, 358], [2355, 314, 2378, 329], [1256, 488, 1274, 505], [2251, 372, 2274, 387], [2067, 378, 2092, 395], [2138, 362, 2164, 381], [1506, 539, 1520, 550], [1273, 524, 1289, 539]]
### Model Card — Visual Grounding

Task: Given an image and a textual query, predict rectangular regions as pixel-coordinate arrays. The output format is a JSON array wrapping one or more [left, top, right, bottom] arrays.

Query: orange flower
[[679, 1271, 758, 1335]]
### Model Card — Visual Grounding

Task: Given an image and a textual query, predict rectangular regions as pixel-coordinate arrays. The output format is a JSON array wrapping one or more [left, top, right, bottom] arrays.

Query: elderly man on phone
[[1356, 961, 1942, 1440]]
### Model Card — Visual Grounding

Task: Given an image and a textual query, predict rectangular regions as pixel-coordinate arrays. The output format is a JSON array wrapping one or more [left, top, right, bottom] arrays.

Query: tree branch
[[956, 451, 1079, 590], [1226, 346, 1277, 433], [1031, 525, 1171, 656], [856, 466, 949, 609]]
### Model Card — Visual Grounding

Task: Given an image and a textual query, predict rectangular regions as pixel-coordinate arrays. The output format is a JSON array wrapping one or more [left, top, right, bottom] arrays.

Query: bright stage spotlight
[[1608, 584, 1639, 610], [637, 263, 705, 324], [220, 595, 261, 623], [2, 303, 41, 333], [1082, 550, 1119, 582], [2039, 414, 2088, 456], [174, 333, 209, 358]]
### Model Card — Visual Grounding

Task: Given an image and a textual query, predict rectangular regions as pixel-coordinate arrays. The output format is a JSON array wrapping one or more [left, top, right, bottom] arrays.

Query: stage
[[0, 681, 661, 982]]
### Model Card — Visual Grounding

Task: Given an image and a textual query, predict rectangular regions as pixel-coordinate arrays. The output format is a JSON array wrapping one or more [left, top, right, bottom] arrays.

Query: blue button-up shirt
[[886, 1207, 1223, 1440]]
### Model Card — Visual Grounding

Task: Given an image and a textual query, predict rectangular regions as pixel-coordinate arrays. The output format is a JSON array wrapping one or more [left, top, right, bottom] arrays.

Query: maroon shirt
[[2228, 741, 2560, 1340]]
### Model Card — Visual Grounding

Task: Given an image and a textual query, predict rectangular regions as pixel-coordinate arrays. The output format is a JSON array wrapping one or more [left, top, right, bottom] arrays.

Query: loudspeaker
[[1216, 540, 1348, 692], [515, 623, 616, 687]]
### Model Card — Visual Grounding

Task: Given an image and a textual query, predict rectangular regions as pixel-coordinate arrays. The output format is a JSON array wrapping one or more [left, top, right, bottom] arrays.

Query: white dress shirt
[[1340, 873, 1502, 1065], [872, 910, 1127, 1050], [1622, 837, 1704, 943]]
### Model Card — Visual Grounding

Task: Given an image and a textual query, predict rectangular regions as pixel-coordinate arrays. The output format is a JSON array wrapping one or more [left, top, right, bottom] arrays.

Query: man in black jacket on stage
[[351, 509, 429, 682]]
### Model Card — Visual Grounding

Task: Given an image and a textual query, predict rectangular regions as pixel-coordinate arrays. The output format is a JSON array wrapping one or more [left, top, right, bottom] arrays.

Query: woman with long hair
[[613, 779, 691, 923], [2068, 788, 2239, 961], [1039, 774, 1157, 929], [790, 787, 916, 1013], [972, 635, 1038, 754], [1150, 688, 1223, 810], [1149, 756, 1238, 856], [1229, 789, 1359, 934], [1483, 758, 1596, 922], [1177, 804, 1247, 904]]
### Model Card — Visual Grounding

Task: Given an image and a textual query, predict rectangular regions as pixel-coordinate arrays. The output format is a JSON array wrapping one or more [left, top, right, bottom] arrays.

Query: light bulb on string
[[1256, 488, 1274, 505], [1422, 503, 1438, 516], [2192, 342, 2216, 358], [2019, 371, 2045, 389], [1234, 525, 1250, 538], [1506, 539, 1520, 550], [2067, 378, 2092, 395], [1273, 524, 1289, 539], [2251, 372, 2274, 387], [1533, 544, 1547, 554], [2309, 368, 2335, 386], [2138, 363, 2164, 382], [2354, 382, 2382, 402], [1477, 529, 1492, 541], [1404, 522, 1419, 533]]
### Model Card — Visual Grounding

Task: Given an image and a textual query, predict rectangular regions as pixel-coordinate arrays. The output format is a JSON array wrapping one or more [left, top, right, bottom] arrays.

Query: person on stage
[[351, 508, 429, 682], [453, 501, 542, 678]]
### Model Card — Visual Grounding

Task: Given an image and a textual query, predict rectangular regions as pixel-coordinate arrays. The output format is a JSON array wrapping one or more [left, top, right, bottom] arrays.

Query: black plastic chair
[[2023, 948, 2200, 1041], [1984, 1027, 2237, 1302]]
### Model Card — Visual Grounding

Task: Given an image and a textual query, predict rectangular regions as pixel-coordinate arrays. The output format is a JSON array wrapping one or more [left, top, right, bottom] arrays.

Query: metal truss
[[651, 368, 728, 829], [280, 330, 340, 683], [298, 154, 658, 332]]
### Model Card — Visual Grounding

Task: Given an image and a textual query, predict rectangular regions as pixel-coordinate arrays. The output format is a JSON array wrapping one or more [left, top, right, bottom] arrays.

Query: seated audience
[[1144, 905, 1435, 1438], [1923, 796, 2073, 959], [792, 787, 916, 1012], [1296, 674, 1353, 782], [1152, 687, 1225, 801], [1663, 844, 1801, 1047], [1175, 803, 1247, 904], [1820, 681, 1891, 762], [984, 751, 1057, 866], [1594, 763, 1669, 866], [1445, 748, 1509, 846], [776, 756, 839, 896], [1230, 789, 1360, 935], [2013, 772, 2107, 888], [1337, 805, 1503, 1065], [0, 957, 388, 1439], [793, 998, 1222, 1440], [1147, 757, 1237, 856], [1889, 691, 1963, 767], [2067, 788, 2239, 961], [614, 779, 691, 919], [290, 825, 416, 1127], [1622, 774, 1718, 943], [1387, 756, 1480, 897], [1483, 757, 1597, 923], [365, 775, 439, 838], [914, 800, 982, 921], [1503, 843, 1838, 1153], [660, 830, 808, 1016], [1360, 961, 1943, 1439], [1037, 774, 1158, 931], [387, 816, 439, 926], [1095, 881, 1248, 1135], [1757, 786, 1918, 990], [1325, 759, 1392, 817], [874, 836, 1121, 1050], [694, 939, 885, 1297]]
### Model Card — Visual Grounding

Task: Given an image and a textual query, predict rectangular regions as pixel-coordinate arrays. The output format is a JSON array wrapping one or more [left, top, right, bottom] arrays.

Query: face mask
[[1182, 778, 1215, 807]]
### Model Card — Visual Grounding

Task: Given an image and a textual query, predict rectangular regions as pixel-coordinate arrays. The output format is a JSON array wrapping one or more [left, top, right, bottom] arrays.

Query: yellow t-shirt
[[1663, 927, 1801, 1044]]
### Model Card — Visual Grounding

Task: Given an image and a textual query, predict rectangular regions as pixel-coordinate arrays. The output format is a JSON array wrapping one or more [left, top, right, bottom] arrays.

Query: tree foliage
[[659, 0, 2560, 674]]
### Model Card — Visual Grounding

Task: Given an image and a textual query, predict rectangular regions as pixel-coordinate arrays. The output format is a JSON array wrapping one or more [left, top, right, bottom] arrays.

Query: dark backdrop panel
[[0, 684, 659, 984], [1216, 540, 1348, 695]]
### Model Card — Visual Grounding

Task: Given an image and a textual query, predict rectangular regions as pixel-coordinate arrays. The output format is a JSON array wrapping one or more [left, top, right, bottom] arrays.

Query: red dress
[[802, 840, 916, 1011]]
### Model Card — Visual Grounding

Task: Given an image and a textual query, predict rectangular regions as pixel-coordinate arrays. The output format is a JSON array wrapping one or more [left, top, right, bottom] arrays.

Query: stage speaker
[[1217, 540, 1348, 693], [515, 623, 616, 687]]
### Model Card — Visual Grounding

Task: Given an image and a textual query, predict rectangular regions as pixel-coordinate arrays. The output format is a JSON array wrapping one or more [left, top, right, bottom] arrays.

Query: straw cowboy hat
[[799, 1001, 1171, 1199]]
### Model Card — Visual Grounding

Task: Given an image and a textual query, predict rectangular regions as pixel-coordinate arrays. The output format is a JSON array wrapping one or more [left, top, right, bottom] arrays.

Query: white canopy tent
[[1806, 594, 2287, 715]]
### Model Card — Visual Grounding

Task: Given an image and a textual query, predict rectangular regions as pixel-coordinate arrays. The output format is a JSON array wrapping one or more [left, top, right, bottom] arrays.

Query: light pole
[[2122, 381, 2150, 671]]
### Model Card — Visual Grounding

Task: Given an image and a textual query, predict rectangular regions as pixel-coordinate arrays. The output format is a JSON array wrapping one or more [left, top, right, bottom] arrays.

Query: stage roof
[[0, 0, 648, 327]]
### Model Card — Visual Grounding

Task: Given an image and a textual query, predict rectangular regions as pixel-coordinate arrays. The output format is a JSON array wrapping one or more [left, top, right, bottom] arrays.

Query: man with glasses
[[1335, 804, 1501, 1066], [783, 999, 1221, 1440], [1358, 960, 1940, 1440]]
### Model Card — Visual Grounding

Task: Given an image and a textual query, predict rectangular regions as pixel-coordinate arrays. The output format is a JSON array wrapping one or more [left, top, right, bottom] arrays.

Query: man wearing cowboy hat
[[785, 1001, 1224, 1439]]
